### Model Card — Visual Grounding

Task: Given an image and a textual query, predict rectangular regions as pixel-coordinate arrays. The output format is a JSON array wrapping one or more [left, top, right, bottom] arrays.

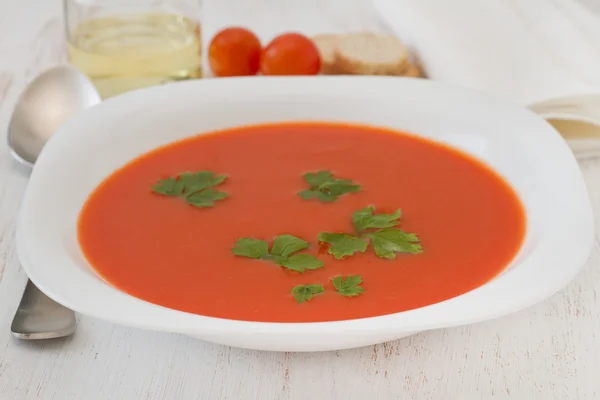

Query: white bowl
[[17, 76, 593, 352]]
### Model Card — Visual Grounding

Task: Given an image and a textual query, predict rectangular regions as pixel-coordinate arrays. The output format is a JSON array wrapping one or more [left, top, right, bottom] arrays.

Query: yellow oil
[[67, 12, 202, 99]]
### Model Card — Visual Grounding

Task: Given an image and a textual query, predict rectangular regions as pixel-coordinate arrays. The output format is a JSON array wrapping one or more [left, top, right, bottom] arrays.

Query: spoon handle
[[10, 279, 76, 340]]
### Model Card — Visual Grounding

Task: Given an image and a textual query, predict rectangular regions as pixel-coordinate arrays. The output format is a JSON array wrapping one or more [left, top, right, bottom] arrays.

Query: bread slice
[[402, 61, 424, 78], [334, 33, 409, 75], [312, 34, 342, 74]]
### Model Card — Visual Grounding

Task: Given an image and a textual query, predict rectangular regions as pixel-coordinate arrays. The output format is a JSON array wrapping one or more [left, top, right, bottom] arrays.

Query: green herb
[[186, 188, 229, 208], [152, 177, 184, 196], [332, 275, 364, 297], [231, 238, 269, 259], [178, 171, 226, 192], [270, 234, 309, 258], [352, 206, 401, 232], [317, 232, 368, 259], [152, 171, 228, 208], [277, 254, 325, 273], [298, 171, 361, 202], [319, 206, 422, 259], [367, 229, 423, 260], [290, 284, 325, 303], [231, 235, 324, 273]]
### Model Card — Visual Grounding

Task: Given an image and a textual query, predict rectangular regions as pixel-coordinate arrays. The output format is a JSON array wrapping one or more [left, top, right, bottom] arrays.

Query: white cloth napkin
[[373, 0, 600, 159]]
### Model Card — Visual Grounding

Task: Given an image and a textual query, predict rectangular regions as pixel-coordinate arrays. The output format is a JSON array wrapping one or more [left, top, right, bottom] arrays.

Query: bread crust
[[312, 34, 342, 75], [401, 61, 424, 78]]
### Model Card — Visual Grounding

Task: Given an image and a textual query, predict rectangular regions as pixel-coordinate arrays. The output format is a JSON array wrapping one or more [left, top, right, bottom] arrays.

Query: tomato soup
[[78, 122, 525, 322]]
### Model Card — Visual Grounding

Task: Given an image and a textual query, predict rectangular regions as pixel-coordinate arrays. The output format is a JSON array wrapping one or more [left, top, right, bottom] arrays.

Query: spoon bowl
[[8, 65, 101, 167]]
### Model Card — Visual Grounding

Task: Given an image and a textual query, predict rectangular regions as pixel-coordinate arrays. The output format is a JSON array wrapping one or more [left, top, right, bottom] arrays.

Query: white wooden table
[[1, 1, 600, 398]]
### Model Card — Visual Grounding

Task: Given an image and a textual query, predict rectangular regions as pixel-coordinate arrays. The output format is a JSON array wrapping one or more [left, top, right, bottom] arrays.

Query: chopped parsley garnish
[[332, 275, 364, 297], [319, 206, 423, 259], [352, 207, 401, 231], [231, 234, 324, 273], [316, 233, 368, 259], [298, 171, 361, 202], [291, 284, 325, 303], [152, 171, 228, 208], [230, 238, 269, 259], [368, 229, 423, 259], [151, 165, 423, 304]]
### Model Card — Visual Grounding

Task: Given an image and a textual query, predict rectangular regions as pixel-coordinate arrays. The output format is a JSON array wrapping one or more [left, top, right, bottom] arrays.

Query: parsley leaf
[[291, 284, 325, 304], [332, 275, 364, 297], [303, 171, 334, 187], [298, 170, 360, 202], [152, 177, 184, 196], [179, 171, 227, 193], [277, 254, 324, 273], [231, 238, 269, 259], [231, 234, 324, 273], [368, 229, 423, 259], [352, 206, 401, 233], [318, 232, 368, 259], [270, 235, 309, 258], [152, 170, 228, 208], [319, 206, 422, 260], [298, 190, 337, 202], [321, 180, 361, 196], [186, 188, 229, 208]]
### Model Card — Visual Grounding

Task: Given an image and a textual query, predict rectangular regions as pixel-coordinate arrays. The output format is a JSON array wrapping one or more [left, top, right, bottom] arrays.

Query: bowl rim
[[16, 76, 595, 337]]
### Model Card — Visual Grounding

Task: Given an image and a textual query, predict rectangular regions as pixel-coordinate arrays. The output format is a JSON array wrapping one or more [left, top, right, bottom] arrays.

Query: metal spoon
[[8, 65, 101, 339]]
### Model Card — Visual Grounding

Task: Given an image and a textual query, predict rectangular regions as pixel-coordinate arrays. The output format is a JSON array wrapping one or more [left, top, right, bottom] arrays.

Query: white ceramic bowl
[[17, 76, 593, 352]]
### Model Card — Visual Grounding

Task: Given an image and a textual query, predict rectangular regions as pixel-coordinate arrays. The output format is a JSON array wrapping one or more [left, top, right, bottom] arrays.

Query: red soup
[[78, 122, 526, 323]]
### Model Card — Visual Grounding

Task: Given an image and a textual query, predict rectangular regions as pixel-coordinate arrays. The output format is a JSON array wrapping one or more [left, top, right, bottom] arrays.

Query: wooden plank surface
[[1, 0, 600, 399]]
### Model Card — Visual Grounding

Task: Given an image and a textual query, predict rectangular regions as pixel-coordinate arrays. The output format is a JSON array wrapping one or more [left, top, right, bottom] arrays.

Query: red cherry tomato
[[260, 33, 321, 76], [208, 27, 262, 77]]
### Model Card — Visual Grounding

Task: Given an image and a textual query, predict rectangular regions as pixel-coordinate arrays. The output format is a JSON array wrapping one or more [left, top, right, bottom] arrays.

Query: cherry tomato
[[208, 27, 262, 77], [260, 33, 321, 76]]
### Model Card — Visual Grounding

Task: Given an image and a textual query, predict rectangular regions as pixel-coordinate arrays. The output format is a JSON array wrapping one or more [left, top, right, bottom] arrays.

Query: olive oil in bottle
[[67, 12, 202, 98]]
